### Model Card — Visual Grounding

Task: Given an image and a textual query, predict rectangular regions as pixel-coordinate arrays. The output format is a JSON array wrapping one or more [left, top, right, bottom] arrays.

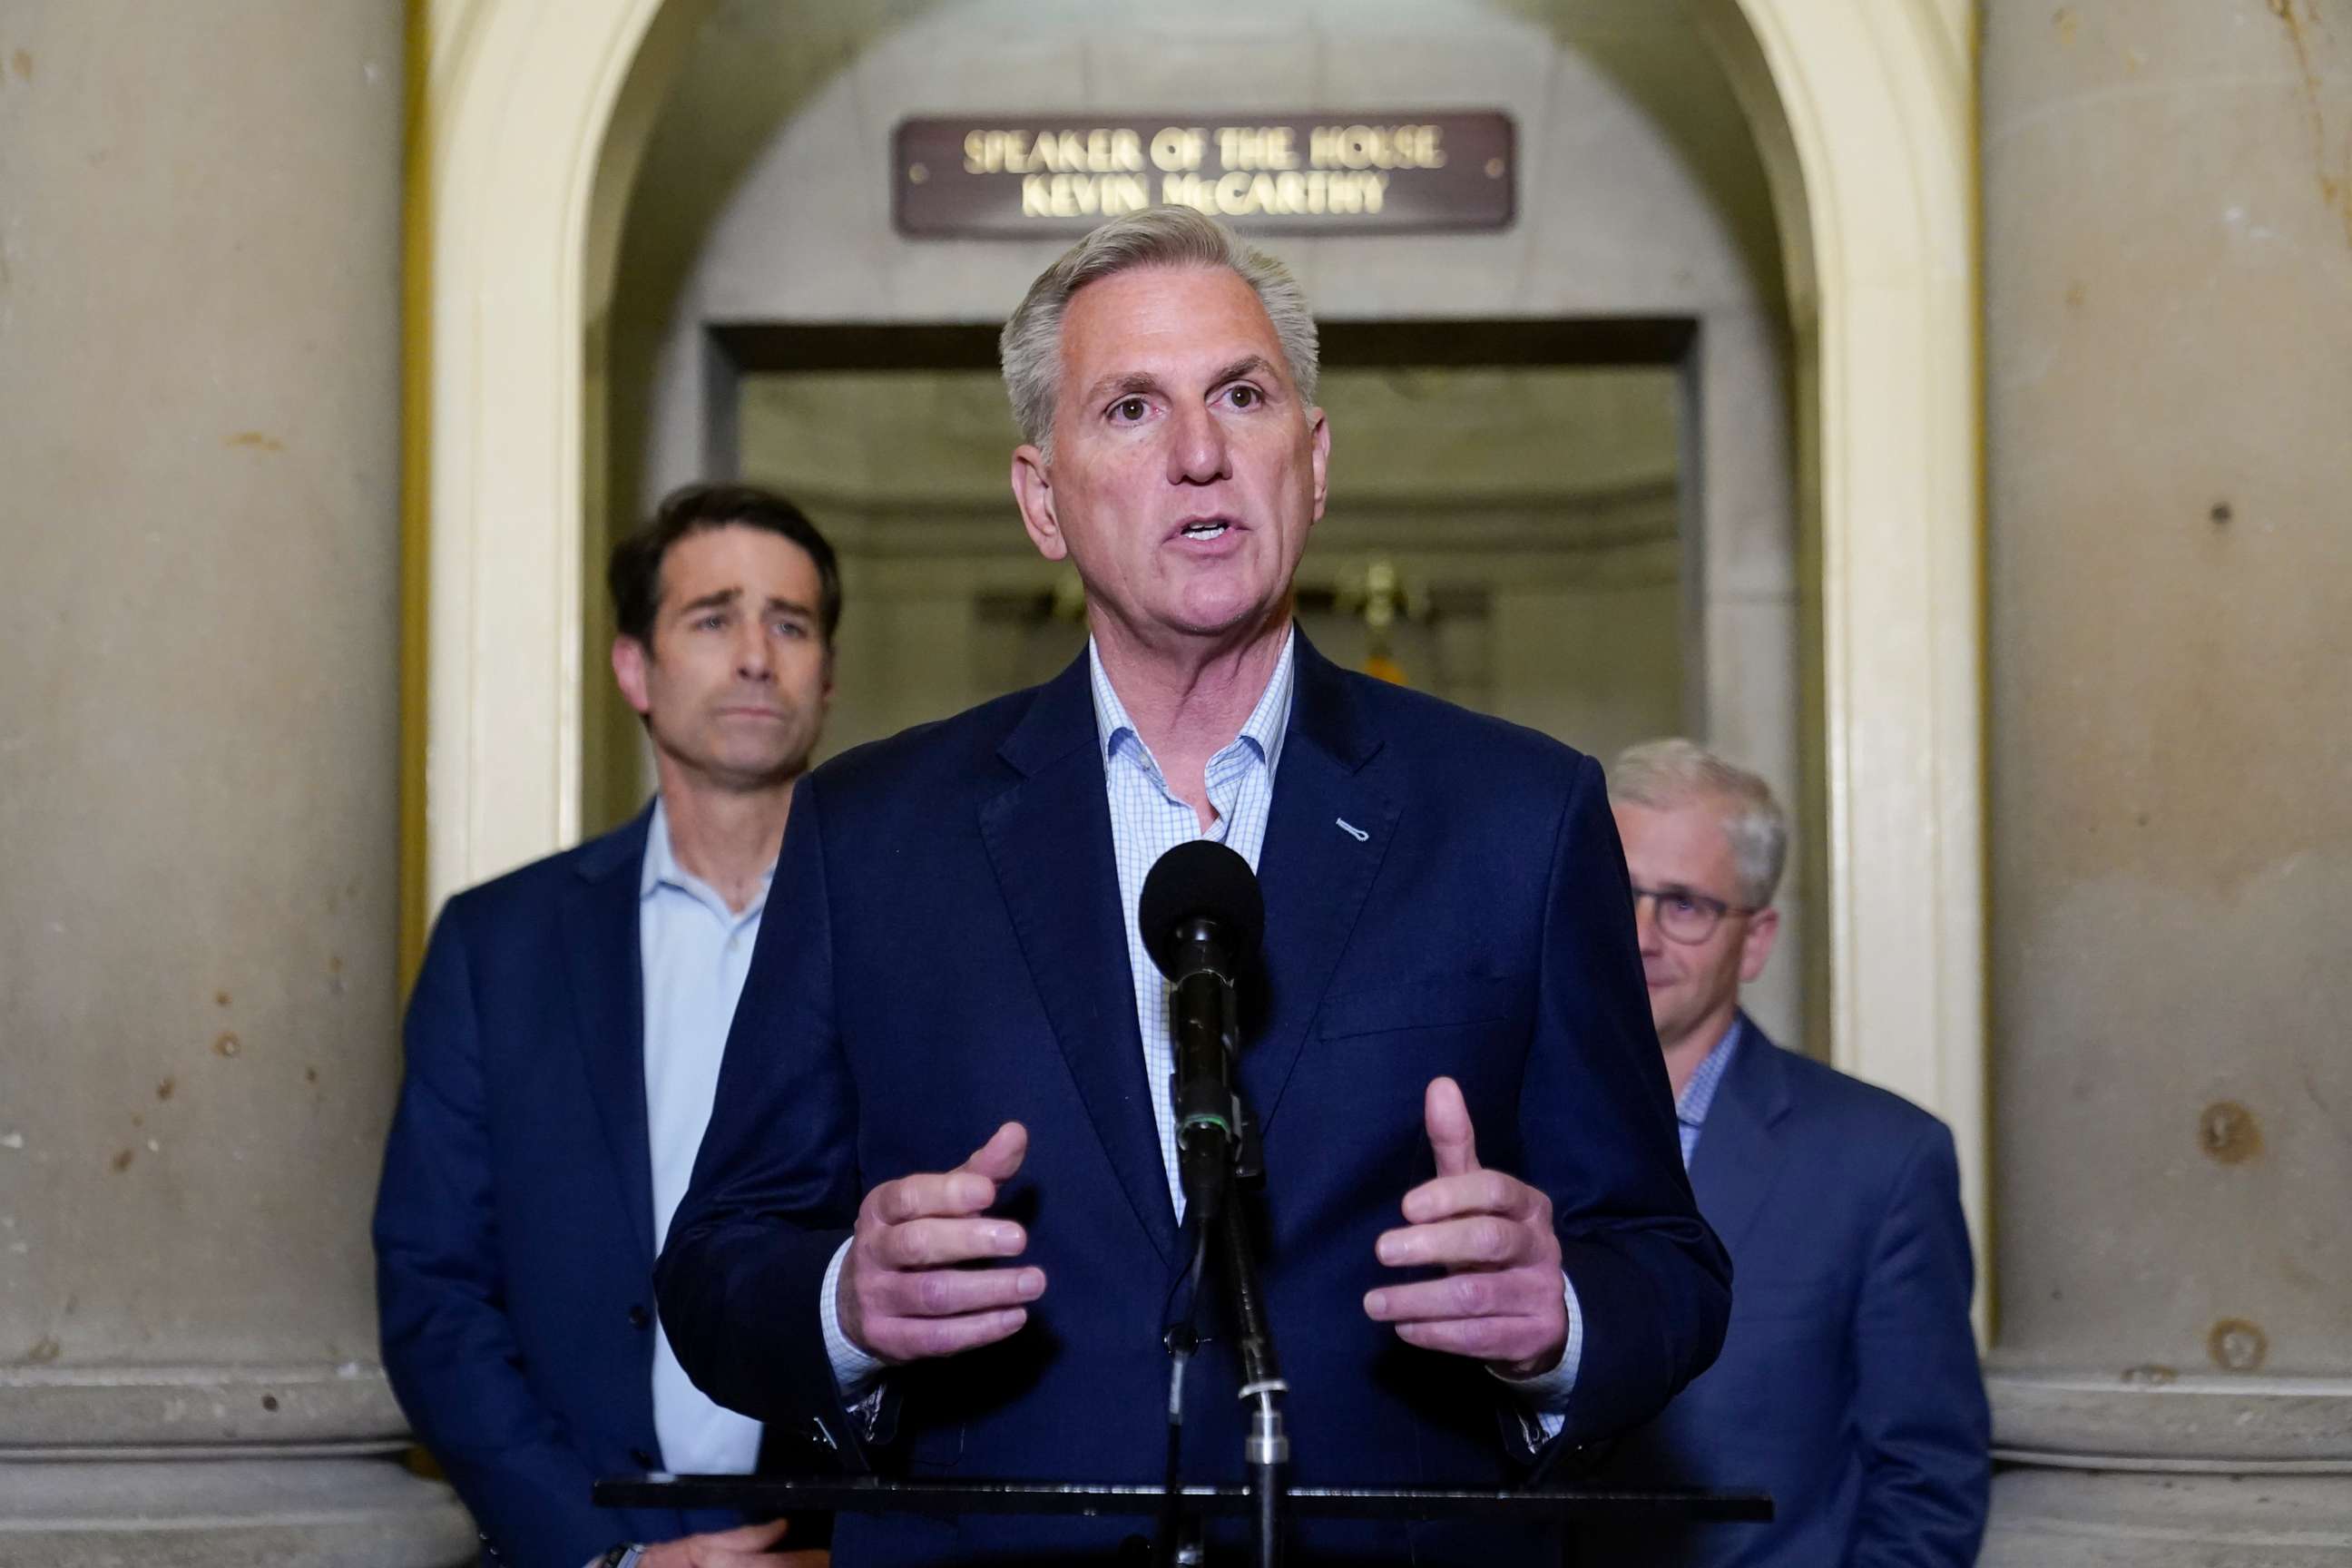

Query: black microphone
[[1139, 841, 1265, 1219]]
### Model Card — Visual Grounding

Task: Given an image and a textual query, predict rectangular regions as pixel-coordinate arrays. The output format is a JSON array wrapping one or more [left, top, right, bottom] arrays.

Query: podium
[[594, 1472, 1772, 1539]]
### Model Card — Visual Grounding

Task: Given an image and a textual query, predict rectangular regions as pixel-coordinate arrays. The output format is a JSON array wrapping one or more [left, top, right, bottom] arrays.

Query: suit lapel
[[980, 658, 1179, 1267], [558, 808, 657, 1270], [1686, 1021, 1795, 1258], [1245, 637, 1395, 1136]]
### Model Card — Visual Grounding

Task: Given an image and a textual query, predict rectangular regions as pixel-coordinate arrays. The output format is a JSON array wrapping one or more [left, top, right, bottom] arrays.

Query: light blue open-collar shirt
[[826, 629, 1581, 1423], [640, 799, 769, 1478]]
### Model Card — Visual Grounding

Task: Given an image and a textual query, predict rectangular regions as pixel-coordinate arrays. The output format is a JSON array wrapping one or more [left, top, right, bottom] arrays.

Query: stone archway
[[408, 0, 1984, 1279]]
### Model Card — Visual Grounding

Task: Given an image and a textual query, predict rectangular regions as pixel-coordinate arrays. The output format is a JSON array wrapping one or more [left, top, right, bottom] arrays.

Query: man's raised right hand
[[836, 1122, 1044, 1363]]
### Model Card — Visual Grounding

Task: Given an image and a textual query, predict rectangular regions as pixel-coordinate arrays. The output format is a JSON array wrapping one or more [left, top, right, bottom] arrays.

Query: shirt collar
[[640, 797, 680, 900], [1675, 1014, 1747, 1133], [1087, 622, 1297, 776], [639, 796, 777, 911]]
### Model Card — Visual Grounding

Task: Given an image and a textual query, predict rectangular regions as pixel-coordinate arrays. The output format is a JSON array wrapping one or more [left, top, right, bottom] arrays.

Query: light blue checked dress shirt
[[826, 629, 1581, 1420], [1090, 630, 1296, 1216], [1675, 1016, 1745, 1170]]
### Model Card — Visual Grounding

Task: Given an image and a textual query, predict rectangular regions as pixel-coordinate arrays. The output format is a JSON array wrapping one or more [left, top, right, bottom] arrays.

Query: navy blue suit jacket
[[1585, 1023, 1989, 1567], [656, 637, 1732, 1565], [373, 808, 770, 1568]]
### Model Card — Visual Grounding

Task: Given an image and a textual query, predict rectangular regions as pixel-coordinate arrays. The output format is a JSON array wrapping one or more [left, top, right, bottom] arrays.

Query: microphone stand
[[1160, 877, 1288, 1568], [1176, 1054, 1286, 1563], [1204, 1155, 1286, 1568]]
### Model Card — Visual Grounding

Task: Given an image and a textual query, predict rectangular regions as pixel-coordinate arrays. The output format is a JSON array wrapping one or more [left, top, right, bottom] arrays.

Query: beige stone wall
[[1982, 0, 2352, 1555], [0, 0, 468, 1553], [0, 0, 403, 1377], [1984, 0, 2352, 1382]]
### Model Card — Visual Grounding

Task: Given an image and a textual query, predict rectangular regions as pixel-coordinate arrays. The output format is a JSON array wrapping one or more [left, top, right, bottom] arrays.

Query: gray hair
[[998, 206, 1321, 456], [1610, 739, 1789, 908]]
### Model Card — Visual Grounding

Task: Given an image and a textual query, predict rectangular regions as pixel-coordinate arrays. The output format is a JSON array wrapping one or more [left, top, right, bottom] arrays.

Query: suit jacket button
[[627, 1304, 652, 1329], [631, 1447, 659, 1470]]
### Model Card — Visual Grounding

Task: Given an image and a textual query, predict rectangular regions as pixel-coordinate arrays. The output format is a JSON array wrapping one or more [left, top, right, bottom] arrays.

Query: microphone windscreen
[[1139, 840, 1265, 979]]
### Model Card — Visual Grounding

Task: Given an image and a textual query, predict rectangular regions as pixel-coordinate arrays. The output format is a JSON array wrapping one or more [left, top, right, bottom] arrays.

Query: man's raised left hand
[[1362, 1075, 1568, 1378]]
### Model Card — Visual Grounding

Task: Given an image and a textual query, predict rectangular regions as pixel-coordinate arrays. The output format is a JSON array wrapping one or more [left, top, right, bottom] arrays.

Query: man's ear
[[611, 635, 652, 718], [1012, 444, 1068, 563], [1739, 906, 1780, 984], [1307, 406, 1331, 524]]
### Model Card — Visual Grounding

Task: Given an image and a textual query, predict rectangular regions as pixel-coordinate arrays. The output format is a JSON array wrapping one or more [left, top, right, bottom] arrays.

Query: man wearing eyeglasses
[[1585, 740, 1990, 1568]]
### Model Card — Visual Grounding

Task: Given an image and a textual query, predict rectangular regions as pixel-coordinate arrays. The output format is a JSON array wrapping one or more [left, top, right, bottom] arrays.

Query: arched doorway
[[406, 0, 1983, 1308], [598, 0, 1806, 1046]]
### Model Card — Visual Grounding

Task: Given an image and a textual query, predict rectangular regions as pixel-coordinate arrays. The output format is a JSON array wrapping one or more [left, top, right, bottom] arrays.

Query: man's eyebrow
[[1078, 355, 1282, 408], [673, 588, 741, 616], [1210, 354, 1279, 389], [761, 596, 818, 621], [1082, 369, 1166, 406]]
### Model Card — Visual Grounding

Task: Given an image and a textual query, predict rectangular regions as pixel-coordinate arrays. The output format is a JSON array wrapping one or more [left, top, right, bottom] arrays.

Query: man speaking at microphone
[[656, 207, 1730, 1565]]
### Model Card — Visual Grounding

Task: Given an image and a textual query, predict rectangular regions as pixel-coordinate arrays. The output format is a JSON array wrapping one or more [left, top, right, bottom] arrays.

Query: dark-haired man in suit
[[376, 485, 839, 1568], [1586, 739, 1989, 1567], [655, 208, 1731, 1567]]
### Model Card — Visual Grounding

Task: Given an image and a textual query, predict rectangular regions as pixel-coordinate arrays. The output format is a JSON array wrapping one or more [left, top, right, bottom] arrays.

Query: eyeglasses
[[1630, 883, 1759, 946]]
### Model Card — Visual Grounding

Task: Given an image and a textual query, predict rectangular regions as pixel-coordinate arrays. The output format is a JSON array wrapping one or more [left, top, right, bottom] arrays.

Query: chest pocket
[[1315, 973, 1532, 1040]]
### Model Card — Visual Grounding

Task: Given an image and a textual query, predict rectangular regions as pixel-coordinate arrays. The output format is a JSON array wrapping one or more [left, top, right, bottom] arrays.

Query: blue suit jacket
[[1585, 1024, 1989, 1566], [656, 637, 1732, 1566], [373, 808, 774, 1568]]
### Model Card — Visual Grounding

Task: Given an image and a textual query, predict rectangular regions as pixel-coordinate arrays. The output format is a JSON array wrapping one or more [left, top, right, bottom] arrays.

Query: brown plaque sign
[[894, 112, 1514, 238]]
